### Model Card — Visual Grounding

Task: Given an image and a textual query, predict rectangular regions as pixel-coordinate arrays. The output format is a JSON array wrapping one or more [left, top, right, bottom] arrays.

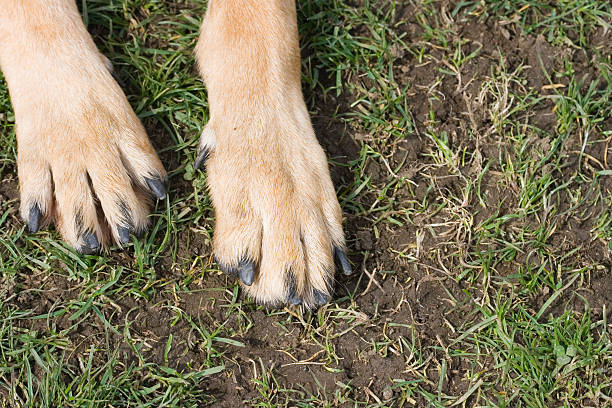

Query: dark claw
[[334, 246, 352, 275], [238, 260, 255, 286], [287, 274, 302, 305], [313, 289, 329, 306], [80, 232, 99, 254], [144, 176, 167, 200], [216, 258, 255, 285], [117, 225, 131, 244], [27, 204, 41, 234], [288, 291, 302, 306], [194, 147, 210, 170]]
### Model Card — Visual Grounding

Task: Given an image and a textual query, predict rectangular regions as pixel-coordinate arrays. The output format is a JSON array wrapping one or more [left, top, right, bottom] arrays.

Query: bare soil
[[2, 0, 610, 406]]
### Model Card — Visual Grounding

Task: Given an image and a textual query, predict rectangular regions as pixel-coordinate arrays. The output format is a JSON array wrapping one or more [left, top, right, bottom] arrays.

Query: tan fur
[[196, 0, 345, 307], [0, 0, 346, 308], [0, 0, 166, 249]]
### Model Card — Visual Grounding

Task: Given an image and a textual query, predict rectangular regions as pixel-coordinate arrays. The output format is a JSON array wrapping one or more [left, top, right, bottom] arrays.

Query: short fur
[[0, 0, 347, 308]]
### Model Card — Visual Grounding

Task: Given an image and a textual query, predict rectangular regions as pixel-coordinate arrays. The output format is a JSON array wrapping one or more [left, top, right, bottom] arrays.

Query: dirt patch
[[1, 0, 610, 406]]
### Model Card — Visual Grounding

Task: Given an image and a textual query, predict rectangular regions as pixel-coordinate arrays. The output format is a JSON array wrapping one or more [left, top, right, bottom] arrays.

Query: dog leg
[[195, 0, 351, 308], [0, 0, 166, 252]]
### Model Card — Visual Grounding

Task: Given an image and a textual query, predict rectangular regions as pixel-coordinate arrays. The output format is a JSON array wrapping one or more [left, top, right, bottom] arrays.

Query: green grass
[[1, 0, 611, 406]]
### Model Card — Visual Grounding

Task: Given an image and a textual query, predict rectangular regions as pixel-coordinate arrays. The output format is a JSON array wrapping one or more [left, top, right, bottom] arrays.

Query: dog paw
[[0, 3, 167, 252], [7, 54, 165, 253], [196, 120, 351, 309]]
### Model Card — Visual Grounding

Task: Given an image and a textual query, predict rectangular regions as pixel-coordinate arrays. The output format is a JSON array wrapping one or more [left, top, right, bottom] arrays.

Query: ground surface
[[0, 0, 611, 407]]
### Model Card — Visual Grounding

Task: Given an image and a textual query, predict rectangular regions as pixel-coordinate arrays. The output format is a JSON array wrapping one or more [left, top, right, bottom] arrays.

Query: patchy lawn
[[0, 0, 610, 406]]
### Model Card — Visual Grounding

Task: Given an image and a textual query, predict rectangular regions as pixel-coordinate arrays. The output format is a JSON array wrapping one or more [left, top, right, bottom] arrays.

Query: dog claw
[[313, 289, 329, 306], [287, 288, 302, 305], [194, 147, 210, 170], [334, 246, 352, 275], [80, 232, 99, 254], [286, 275, 302, 305], [144, 176, 167, 200], [117, 225, 131, 244], [27, 204, 41, 234], [238, 260, 255, 286]]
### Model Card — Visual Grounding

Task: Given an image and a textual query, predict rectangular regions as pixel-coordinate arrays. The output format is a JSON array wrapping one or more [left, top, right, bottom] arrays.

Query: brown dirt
[[2, 1, 611, 407]]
